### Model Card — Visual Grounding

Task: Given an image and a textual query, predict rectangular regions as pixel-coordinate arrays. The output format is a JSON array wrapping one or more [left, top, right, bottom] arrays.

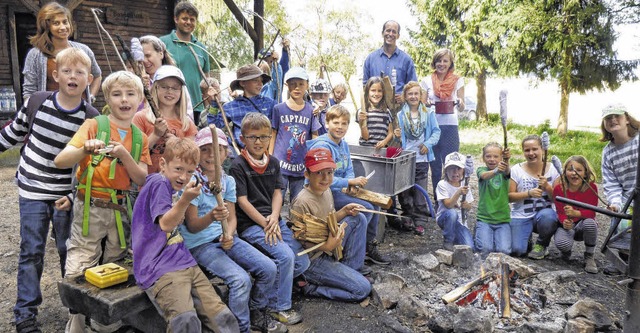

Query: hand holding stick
[[210, 125, 229, 237], [499, 90, 509, 162], [461, 155, 474, 224]]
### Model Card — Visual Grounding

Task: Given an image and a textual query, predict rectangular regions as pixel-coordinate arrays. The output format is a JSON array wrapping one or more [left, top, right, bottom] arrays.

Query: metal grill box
[[349, 145, 416, 196]]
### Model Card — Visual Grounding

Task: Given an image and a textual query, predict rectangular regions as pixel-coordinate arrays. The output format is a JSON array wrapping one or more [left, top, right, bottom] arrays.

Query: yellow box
[[85, 263, 129, 288]]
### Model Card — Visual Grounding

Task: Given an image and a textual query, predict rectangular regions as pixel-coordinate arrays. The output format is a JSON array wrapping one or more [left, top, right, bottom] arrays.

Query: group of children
[[7, 37, 636, 333]]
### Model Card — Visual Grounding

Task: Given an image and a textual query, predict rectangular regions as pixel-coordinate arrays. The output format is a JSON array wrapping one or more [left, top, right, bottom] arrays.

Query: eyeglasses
[[244, 135, 271, 143], [158, 85, 182, 92]]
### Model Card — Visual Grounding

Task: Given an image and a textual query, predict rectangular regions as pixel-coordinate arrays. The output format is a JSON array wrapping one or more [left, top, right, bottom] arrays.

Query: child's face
[[368, 83, 383, 106], [106, 84, 142, 122], [286, 79, 308, 101], [404, 86, 421, 108], [327, 116, 349, 141], [142, 43, 163, 77], [240, 77, 263, 98], [156, 77, 182, 108], [53, 62, 93, 99], [199, 143, 227, 172], [333, 87, 346, 104], [445, 166, 463, 184], [565, 160, 586, 189], [482, 146, 502, 170], [48, 14, 71, 40], [311, 93, 329, 108], [603, 114, 629, 134], [160, 157, 197, 191], [522, 139, 542, 163], [305, 168, 334, 194], [240, 127, 271, 159]]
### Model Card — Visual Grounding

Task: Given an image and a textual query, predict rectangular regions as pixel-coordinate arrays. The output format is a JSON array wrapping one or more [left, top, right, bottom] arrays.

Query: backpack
[[76, 115, 143, 249]]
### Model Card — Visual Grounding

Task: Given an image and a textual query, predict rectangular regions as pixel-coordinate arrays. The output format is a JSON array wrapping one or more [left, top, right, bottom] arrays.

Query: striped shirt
[[359, 108, 392, 146], [602, 134, 639, 208], [0, 93, 98, 200]]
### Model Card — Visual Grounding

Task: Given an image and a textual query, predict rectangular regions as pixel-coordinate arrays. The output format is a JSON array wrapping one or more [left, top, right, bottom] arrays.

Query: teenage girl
[[133, 65, 198, 174], [553, 155, 598, 273], [358, 77, 394, 149]]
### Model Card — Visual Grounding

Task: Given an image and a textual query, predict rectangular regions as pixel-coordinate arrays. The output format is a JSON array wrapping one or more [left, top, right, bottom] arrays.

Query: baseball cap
[[195, 127, 228, 147], [444, 152, 465, 170], [602, 104, 627, 119], [304, 148, 336, 172], [230, 64, 271, 91], [284, 67, 309, 83], [153, 65, 186, 85]]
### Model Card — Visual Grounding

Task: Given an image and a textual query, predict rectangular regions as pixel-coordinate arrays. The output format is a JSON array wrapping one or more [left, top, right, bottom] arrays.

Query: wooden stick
[[500, 263, 511, 318], [213, 95, 241, 155], [342, 186, 392, 209], [441, 275, 493, 304], [297, 241, 326, 256], [355, 208, 404, 219], [209, 125, 229, 237]]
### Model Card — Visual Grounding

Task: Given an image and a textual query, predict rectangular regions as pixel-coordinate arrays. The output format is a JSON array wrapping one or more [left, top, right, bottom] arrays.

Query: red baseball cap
[[305, 148, 336, 172]]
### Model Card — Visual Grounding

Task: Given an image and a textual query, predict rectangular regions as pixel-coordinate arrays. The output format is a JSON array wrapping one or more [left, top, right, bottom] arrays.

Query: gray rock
[[564, 318, 595, 333], [484, 253, 537, 278], [397, 296, 424, 319], [531, 271, 579, 305], [380, 315, 413, 333], [371, 276, 404, 309], [535, 270, 577, 285], [428, 306, 454, 333], [517, 321, 564, 333], [452, 245, 474, 268], [565, 299, 614, 331], [435, 249, 454, 265], [453, 307, 493, 333], [415, 253, 440, 271]]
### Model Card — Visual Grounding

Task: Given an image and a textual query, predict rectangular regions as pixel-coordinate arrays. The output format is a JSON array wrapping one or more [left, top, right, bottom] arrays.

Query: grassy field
[[459, 114, 607, 180]]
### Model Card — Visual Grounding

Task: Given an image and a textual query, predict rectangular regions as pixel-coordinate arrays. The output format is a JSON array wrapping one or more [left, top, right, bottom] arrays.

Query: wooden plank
[[8, 6, 23, 106]]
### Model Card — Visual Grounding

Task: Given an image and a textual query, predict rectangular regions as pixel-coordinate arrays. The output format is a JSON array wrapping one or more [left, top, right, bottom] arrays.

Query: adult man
[[160, 1, 210, 126], [362, 20, 417, 103]]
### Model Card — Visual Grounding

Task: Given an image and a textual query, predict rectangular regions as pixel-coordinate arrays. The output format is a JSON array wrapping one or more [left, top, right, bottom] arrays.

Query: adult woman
[[139, 35, 176, 82], [23, 1, 101, 102], [420, 49, 464, 195]]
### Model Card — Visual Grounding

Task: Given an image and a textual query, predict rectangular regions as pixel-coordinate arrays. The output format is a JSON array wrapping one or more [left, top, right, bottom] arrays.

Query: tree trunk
[[476, 69, 487, 122], [557, 81, 569, 136]]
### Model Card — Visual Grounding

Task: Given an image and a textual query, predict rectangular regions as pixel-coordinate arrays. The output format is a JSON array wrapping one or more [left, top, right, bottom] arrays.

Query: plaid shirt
[[210, 95, 275, 148]]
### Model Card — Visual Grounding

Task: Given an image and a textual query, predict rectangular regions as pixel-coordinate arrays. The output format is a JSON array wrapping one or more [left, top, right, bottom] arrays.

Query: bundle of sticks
[[289, 210, 344, 260]]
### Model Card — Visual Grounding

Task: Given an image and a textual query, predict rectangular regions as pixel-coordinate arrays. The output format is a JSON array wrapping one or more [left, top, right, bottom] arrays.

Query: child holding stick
[[553, 155, 599, 273], [358, 77, 394, 148]]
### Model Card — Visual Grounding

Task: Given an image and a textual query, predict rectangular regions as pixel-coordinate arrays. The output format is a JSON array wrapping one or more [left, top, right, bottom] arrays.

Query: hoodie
[[307, 134, 354, 191]]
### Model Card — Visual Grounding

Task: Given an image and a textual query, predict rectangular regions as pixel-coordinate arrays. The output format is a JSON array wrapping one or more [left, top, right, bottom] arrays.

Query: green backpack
[[77, 115, 143, 249]]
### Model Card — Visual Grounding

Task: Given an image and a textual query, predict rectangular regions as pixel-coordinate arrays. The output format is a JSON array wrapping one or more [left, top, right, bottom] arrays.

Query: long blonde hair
[[29, 2, 74, 56], [148, 79, 191, 132]]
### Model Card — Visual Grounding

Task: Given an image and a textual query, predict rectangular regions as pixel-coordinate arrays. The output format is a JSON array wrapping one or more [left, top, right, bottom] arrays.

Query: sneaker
[[388, 217, 404, 230], [584, 253, 597, 274], [603, 263, 622, 276], [270, 309, 302, 325], [401, 217, 415, 231], [414, 225, 425, 236], [359, 265, 373, 276], [251, 309, 288, 333], [365, 240, 391, 265], [527, 244, 546, 260], [16, 318, 41, 333]]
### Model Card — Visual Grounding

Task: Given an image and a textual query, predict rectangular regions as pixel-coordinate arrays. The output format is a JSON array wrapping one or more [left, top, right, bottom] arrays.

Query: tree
[[406, 0, 506, 122], [499, 0, 637, 135]]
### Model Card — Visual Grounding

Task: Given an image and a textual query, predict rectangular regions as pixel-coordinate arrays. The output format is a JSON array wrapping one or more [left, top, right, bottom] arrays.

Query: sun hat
[[195, 127, 228, 147], [230, 64, 271, 91], [258, 48, 273, 58], [601, 104, 627, 119], [304, 148, 336, 172], [153, 65, 186, 85], [310, 79, 331, 94], [444, 152, 465, 170], [284, 67, 309, 83]]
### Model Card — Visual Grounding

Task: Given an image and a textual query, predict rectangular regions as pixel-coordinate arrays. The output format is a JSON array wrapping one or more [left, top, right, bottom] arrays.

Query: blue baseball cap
[[284, 67, 309, 83]]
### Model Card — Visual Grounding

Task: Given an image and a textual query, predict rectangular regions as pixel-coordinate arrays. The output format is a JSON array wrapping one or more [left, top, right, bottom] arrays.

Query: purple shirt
[[271, 102, 321, 177], [132, 173, 196, 290]]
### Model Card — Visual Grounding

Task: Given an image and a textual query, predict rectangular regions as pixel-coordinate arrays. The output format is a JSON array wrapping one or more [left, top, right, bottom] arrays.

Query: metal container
[[349, 145, 416, 196]]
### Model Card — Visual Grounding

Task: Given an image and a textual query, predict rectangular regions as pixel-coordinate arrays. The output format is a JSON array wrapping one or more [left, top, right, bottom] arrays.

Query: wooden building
[[1, 0, 176, 110]]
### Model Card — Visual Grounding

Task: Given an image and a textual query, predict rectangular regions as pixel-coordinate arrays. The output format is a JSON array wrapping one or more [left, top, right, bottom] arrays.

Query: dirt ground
[[0, 158, 629, 332]]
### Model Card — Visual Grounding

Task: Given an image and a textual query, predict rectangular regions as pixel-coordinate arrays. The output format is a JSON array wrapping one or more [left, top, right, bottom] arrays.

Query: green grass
[[459, 115, 606, 180]]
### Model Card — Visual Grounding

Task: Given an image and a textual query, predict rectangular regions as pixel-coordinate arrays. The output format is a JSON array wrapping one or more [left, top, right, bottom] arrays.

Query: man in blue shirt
[[362, 20, 417, 104]]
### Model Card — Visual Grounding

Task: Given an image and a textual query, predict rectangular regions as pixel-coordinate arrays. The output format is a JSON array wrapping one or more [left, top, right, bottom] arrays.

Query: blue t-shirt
[[132, 173, 196, 290], [179, 171, 237, 249], [271, 102, 321, 177]]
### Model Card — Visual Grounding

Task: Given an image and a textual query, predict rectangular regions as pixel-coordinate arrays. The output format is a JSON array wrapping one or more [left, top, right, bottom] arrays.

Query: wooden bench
[[57, 264, 228, 332]]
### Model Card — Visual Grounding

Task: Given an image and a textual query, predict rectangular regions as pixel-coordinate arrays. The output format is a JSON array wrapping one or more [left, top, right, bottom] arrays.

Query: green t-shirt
[[476, 166, 511, 224]]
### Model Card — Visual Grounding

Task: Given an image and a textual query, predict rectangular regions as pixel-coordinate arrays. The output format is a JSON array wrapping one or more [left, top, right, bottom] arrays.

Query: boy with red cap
[[290, 148, 372, 301]]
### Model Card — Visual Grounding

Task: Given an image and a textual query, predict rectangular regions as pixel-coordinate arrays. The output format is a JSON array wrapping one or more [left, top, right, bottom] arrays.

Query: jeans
[[281, 175, 305, 203], [190, 236, 277, 333], [430, 125, 459, 196], [14, 196, 72, 324], [332, 190, 379, 243], [474, 221, 511, 255], [240, 220, 310, 311], [398, 162, 430, 226], [436, 208, 474, 248], [510, 208, 559, 256]]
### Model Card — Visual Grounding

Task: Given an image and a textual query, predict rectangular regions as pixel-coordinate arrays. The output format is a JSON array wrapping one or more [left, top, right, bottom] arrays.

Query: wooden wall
[[1, 0, 175, 108]]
